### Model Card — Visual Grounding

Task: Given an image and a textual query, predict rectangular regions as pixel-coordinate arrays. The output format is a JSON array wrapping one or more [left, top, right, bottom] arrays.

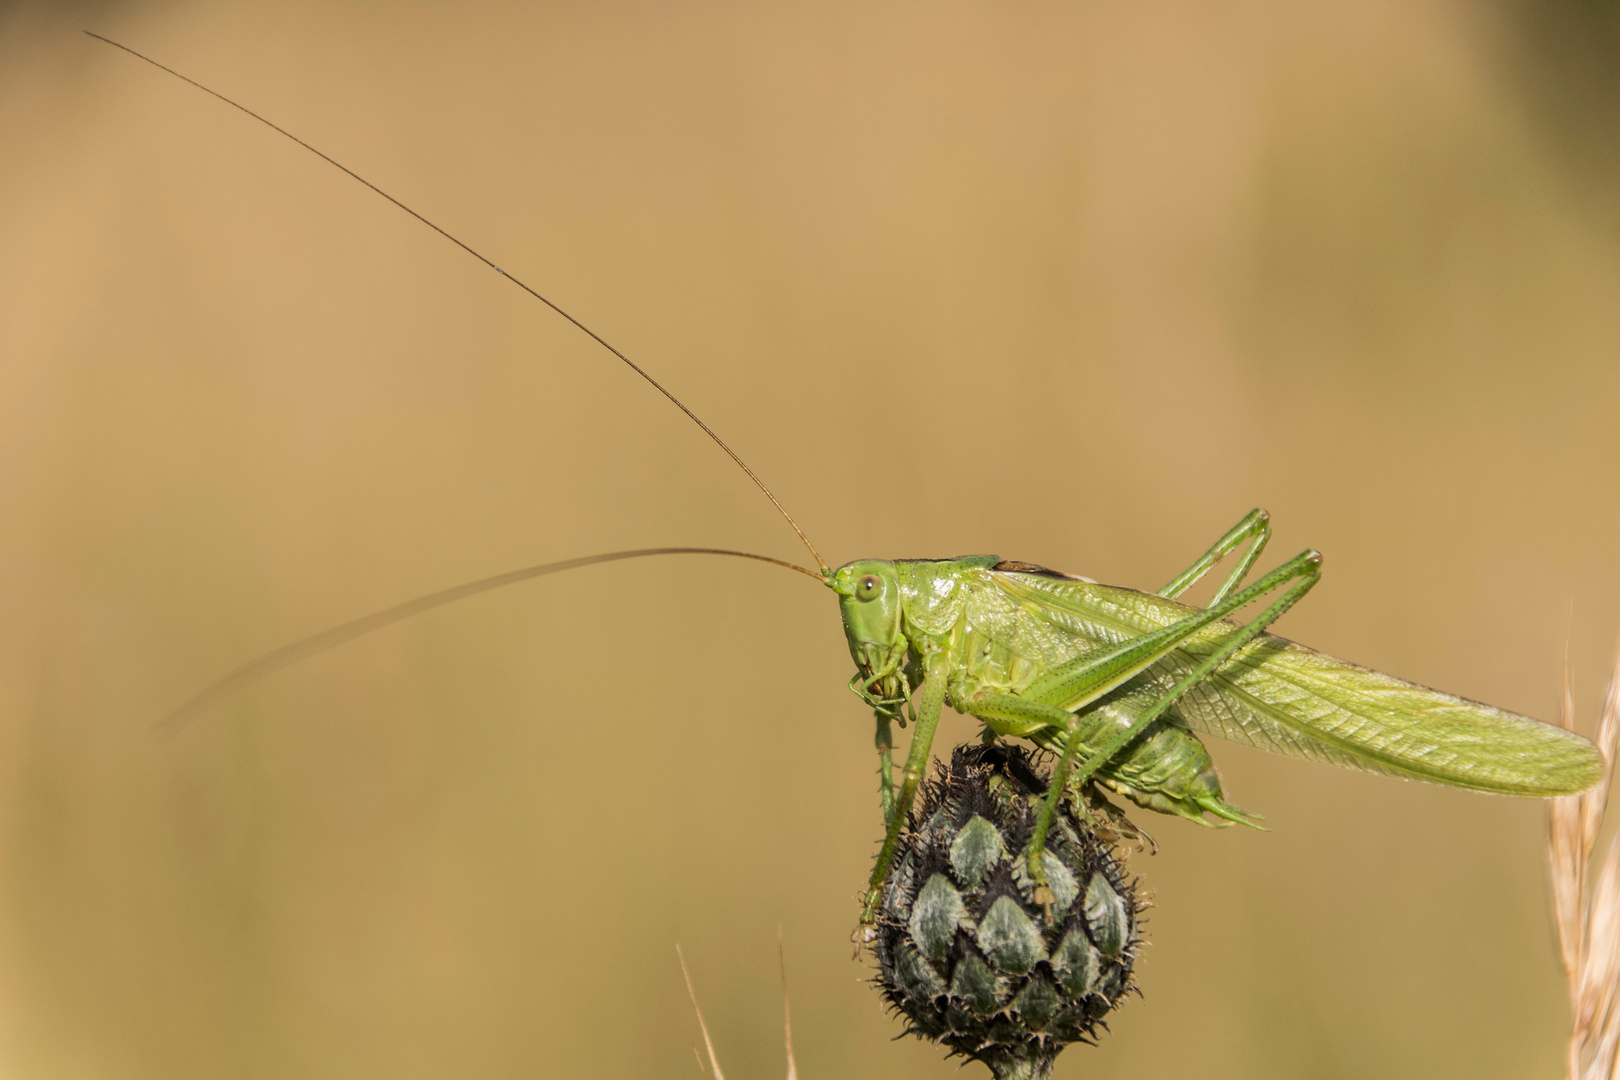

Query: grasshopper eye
[[857, 574, 883, 601]]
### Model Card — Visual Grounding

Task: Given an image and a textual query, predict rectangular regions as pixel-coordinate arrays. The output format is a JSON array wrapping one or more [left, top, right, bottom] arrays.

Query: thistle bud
[[870, 744, 1142, 1080]]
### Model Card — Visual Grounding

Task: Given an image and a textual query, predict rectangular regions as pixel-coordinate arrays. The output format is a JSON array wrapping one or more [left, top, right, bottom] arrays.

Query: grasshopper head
[[830, 560, 908, 710]]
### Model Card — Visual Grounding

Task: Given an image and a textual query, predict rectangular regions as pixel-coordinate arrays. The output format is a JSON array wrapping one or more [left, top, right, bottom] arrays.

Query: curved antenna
[[86, 32, 833, 577], [163, 547, 820, 727]]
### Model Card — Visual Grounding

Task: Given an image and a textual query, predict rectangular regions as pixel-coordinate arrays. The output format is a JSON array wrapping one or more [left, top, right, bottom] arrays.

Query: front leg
[[859, 658, 947, 930], [874, 714, 896, 823]]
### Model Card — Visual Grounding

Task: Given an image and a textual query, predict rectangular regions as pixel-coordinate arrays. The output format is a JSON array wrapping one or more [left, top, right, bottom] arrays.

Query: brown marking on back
[[990, 560, 1085, 581]]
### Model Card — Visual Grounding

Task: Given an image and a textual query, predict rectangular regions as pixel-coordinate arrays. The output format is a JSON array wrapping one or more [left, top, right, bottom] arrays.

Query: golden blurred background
[[4, 1, 1620, 1076]]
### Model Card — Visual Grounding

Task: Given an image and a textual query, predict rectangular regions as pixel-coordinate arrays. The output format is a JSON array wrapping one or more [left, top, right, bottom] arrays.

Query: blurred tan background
[[3, 1, 1620, 1077]]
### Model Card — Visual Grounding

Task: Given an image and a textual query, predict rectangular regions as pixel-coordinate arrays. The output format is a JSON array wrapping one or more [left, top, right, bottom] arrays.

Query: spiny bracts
[[869, 743, 1143, 1080]]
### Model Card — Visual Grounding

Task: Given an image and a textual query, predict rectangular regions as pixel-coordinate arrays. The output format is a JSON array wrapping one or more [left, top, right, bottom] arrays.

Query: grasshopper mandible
[[94, 34, 1604, 933]]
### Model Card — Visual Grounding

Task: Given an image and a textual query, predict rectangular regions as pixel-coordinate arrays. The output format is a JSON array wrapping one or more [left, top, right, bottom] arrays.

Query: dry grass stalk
[[678, 945, 728, 1080], [676, 944, 801, 1080], [1550, 649, 1620, 1080], [779, 935, 798, 1080]]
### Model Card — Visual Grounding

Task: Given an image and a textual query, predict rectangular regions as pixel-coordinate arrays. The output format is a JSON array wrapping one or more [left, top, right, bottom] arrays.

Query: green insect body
[[838, 556, 1249, 829], [102, 38, 1609, 939]]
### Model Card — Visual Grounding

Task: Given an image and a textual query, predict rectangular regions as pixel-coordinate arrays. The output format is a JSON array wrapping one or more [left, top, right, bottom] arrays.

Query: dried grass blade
[[677, 945, 727, 1080], [1552, 647, 1620, 1080], [778, 932, 798, 1080], [1555, 668, 1591, 982], [1582, 841, 1620, 1079]]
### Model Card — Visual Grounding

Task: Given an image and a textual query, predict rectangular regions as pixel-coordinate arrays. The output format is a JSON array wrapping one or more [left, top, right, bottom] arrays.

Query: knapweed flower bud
[[870, 743, 1142, 1080]]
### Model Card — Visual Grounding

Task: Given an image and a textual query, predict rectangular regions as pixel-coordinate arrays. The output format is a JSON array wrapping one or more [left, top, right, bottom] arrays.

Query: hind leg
[[1157, 508, 1271, 605]]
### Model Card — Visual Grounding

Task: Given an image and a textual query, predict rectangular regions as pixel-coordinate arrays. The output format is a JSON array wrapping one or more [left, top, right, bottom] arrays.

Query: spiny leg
[[1027, 549, 1322, 894], [1157, 508, 1271, 605], [860, 662, 947, 930], [851, 668, 906, 825], [874, 715, 896, 823], [960, 691, 1076, 741]]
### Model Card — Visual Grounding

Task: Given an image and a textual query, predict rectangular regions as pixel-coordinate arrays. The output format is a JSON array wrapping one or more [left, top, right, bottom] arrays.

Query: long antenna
[[163, 547, 819, 726], [87, 32, 833, 577]]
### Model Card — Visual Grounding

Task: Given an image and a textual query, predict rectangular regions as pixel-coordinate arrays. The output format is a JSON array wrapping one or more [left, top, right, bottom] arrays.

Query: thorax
[[896, 559, 1086, 699]]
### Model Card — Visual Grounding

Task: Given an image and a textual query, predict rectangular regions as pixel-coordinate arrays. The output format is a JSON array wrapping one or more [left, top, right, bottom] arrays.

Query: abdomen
[[1031, 691, 1261, 829]]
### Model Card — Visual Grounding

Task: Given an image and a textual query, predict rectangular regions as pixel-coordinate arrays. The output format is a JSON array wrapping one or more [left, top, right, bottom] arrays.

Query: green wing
[[991, 570, 1603, 797]]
